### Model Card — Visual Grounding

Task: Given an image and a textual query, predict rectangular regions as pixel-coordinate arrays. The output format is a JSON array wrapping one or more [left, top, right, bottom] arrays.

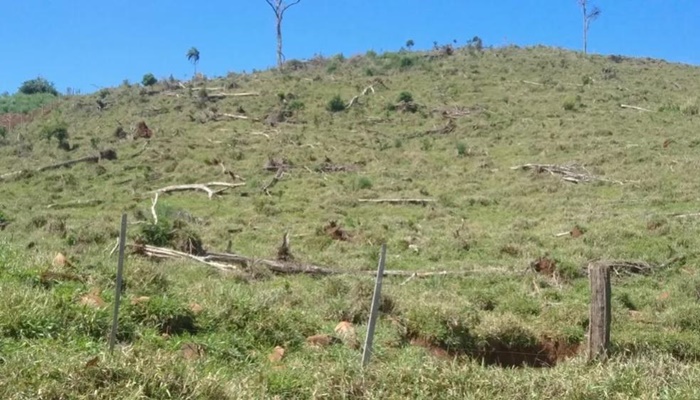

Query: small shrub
[[327, 95, 346, 112], [456, 141, 468, 156], [364, 67, 375, 76], [563, 98, 577, 111], [681, 99, 699, 116], [399, 304, 479, 352], [40, 120, 70, 149], [18, 77, 59, 96], [365, 50, 377, 58], [326, 63, 338, 74], [467, 36, 484, 52], [400, 57, 414, 69], [581, 75, 593, 86], [287, 100, 305, 111], [142, 73, 157, 87], [357, 176, 373, 190], [0, 126, 6, 139], [398, 91, 414, 103]]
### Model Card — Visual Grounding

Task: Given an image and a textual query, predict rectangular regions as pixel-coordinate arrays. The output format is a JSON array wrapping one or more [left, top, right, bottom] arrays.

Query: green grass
[[3, 44, 700, 398], [0, 92, 58, 114]]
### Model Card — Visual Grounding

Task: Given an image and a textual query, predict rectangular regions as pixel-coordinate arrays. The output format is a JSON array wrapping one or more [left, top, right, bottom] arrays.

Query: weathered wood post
[[587, 261, 611, 362], [109, 213, 128, 354], [362, 244, 387, 367]]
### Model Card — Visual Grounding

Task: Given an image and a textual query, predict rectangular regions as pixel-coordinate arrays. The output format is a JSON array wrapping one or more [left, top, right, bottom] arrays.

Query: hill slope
[[3, 45, 700, 398]]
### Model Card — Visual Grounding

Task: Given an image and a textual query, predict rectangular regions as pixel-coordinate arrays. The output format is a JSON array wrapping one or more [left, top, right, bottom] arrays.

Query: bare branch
[[153, 182, 245, 199], [281, 0, 302, 14]]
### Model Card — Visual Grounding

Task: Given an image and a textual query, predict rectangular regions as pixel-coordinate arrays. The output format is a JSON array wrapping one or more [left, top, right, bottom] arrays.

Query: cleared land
[[2, 45, 700, 398]]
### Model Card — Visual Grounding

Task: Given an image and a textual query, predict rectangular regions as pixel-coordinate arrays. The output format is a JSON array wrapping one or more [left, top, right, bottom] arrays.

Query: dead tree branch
[[346, 85, 376, 109], [153, 182, 245, 199], [511, 163, 626, 184], [262, 168, 285, 196], [47, 199, 103, 209], [358, 198, 436, 205], [620, 104, 652, 112], [1, 149, 118, 181], [137, 244, 514, 277]]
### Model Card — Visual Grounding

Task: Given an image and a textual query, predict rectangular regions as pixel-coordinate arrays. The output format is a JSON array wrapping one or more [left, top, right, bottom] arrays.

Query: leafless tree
[[578, 0, 601, 55], [264, 0, 302, 69]]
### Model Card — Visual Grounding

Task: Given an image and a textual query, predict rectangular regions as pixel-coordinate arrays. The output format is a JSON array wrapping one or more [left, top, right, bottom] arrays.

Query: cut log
[[358, 198, 436, 205], [136, 244, 514, 278], [1, 149, 118, 181], [620, 104, 652, 112]]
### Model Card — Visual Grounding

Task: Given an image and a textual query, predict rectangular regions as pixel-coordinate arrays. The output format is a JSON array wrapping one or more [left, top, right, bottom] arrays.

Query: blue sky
[[1, 1, 698, 94]]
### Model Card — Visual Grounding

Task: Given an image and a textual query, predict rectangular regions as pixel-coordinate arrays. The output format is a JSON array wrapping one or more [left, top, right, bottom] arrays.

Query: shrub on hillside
[[142, 73, 157, 87], [398, 91, 414, 103], [40, 120, 71, 150], [18, 77, 58, 96], [327, 95, 346, 112]]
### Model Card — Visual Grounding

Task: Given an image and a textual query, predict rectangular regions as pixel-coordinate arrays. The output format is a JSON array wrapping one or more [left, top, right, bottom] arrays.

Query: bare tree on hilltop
[[578, 0, 601, 55], [264, 0, 302, 69]]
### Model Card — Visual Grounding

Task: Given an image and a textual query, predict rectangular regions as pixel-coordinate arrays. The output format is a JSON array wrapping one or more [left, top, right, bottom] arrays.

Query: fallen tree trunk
[[47, 199, 103, 209], [1, 149, 118, 181], [620, 104, 652, 112], [358, 198, 436, 205], [136, 244, 510, 278]]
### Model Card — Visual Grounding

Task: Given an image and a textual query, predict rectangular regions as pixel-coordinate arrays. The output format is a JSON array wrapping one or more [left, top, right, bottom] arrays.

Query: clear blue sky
[[1, 0, 698, 94]]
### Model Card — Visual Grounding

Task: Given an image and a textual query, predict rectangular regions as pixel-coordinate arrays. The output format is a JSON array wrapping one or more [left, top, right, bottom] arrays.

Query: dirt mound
[[472, 336, 580, 368], [409, 332, 580, 368]]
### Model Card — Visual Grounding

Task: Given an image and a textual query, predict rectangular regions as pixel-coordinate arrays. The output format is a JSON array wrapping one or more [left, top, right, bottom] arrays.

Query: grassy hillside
[[3, 44, 700, 398]]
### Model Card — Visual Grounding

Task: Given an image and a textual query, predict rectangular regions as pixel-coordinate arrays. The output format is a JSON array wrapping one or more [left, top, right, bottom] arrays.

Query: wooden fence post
[[588, 262, 611, 362], [109, 213, 128, 354], [362, 244, 387, 367]]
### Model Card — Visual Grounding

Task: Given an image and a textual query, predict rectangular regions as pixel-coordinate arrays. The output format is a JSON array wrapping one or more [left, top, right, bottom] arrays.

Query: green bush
[[0, 126, 6, 139], [327, 95, 346, 112], [287, 100, 305, 111], [456, 141, 468, 156], [40, 120, 70, 149], [398, 91, 414, 103], [142, 73, 157, 87], [356, 176, 373, 190], [18, 77, 58, 96], [0, 92, 58, 114], [400, 57, 414, 69]]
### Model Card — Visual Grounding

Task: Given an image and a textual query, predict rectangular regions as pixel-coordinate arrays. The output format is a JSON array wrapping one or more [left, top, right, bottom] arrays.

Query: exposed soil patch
[[135, 121, 153, 139], [530, 256, 557, 277], [472, 337, 580, 368], [324, 221, 352, 241], [161, 314, 197, 335], [410, 335, 580, 368]]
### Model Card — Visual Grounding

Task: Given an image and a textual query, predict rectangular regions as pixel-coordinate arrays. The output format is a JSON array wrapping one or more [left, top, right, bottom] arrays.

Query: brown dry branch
[[1, 149, 118, 181], [406, 119, 456, 139], [582, 256, 685, 277], [206, 92, 260, 99], [219, 113, 249, 120], [433, 105, 483, 119], [315, 157, 357, 173], [47, 199, 103, 209], [276, 232, 294, 261], [262, 168, 285, 196], [358, 198, 436, 205], [672, 212, 700, 219], [620, 104, 652, 112], [511, 163, 625, 184], [153, 182, 245, 199], [137, 243, 514, 278], [346, 85, 377, 109], [264, 157, 293, 171]]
